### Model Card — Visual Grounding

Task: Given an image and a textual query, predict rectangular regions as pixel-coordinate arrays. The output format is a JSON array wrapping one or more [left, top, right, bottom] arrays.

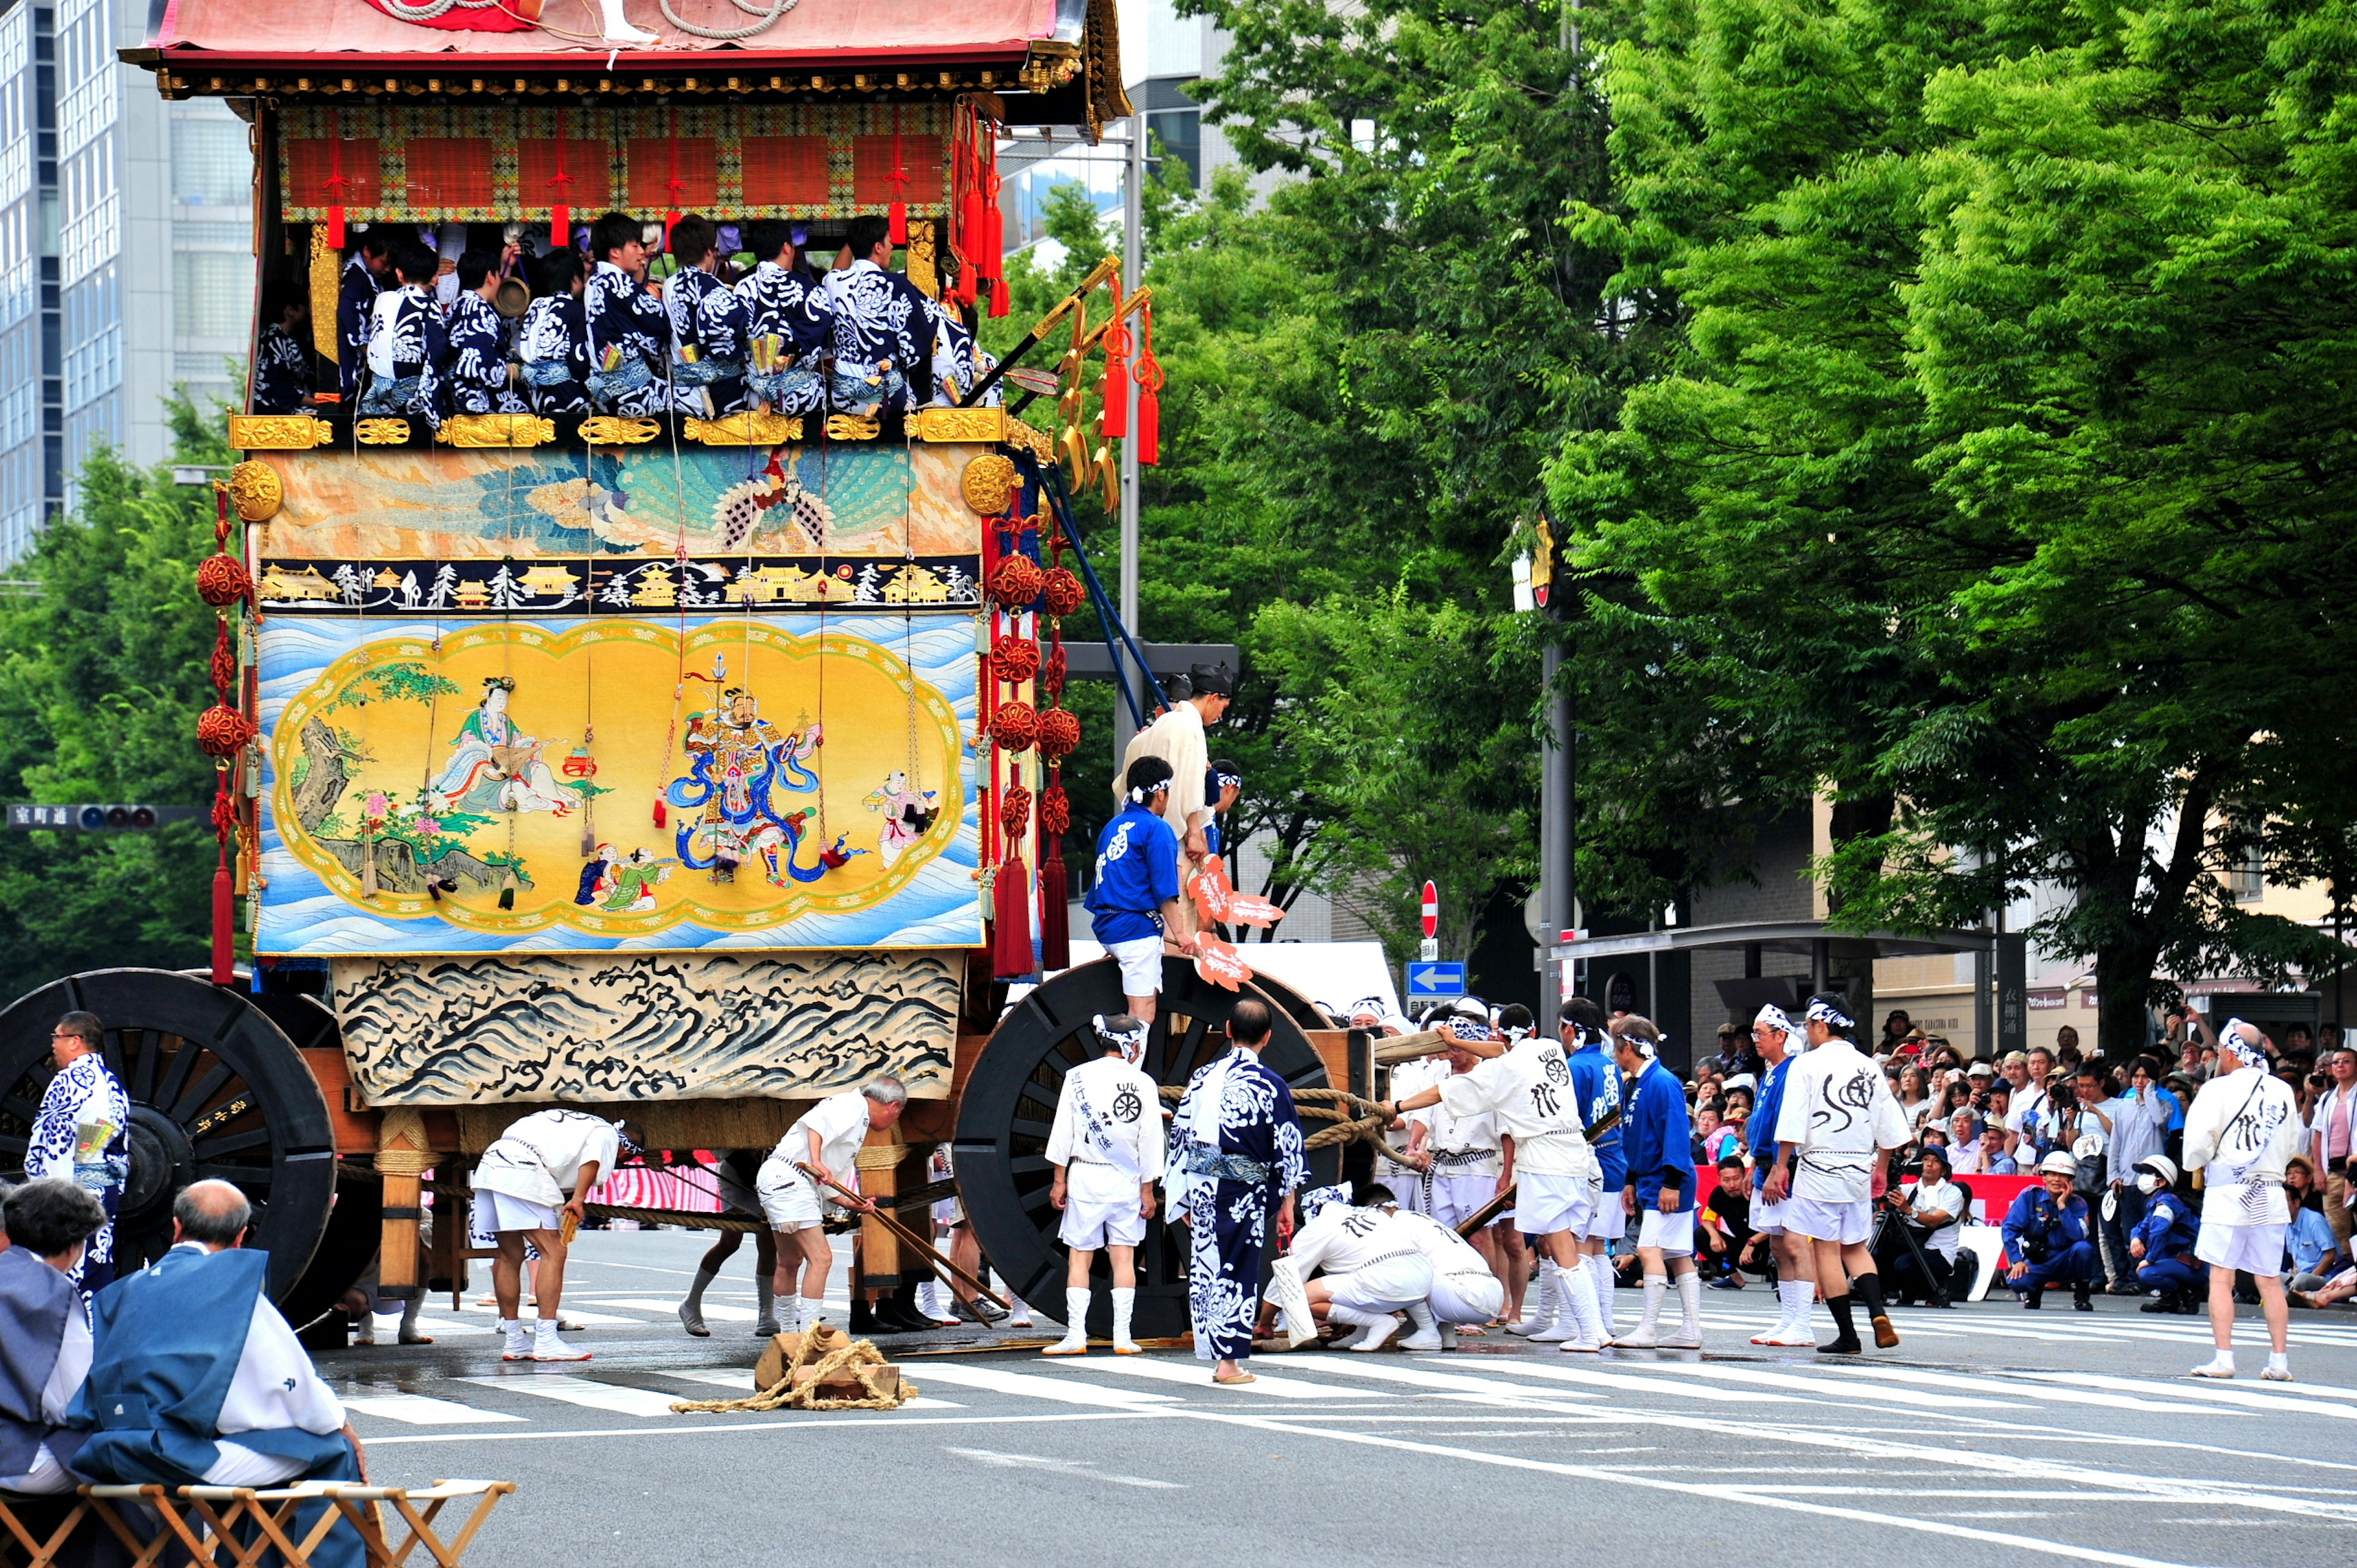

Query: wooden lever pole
[[797, 1163, 1009, 1310]]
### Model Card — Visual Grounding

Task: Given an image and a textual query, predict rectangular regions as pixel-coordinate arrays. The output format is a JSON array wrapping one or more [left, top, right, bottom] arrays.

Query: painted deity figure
[[863, 769, 939, 868], [671, 689, 852, 886], [430, 678, 579, 816]]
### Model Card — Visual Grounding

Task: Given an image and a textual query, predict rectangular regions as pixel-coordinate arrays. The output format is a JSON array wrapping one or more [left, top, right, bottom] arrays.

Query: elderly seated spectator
[[68, 1180, 370, 1568], [2001, 1152, 2099, 1311], [0, 1180, 109, 1496], [2128, 1155, 2202, 1313], [1875, 1146, 1968, 1305]]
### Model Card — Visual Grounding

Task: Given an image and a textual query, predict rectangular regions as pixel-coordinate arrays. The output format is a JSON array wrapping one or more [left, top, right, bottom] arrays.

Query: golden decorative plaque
[[226, 460, 284, 523], [227, 414, 335, 451], [683, 412, 803, 446], [578, 415, 661, 446], [1003, 417, 1054, 462], [911, 406, 1007, 444], [438, 413, 557, 448], [959, 453, 1019, 516], [355, 418, 412, 445], [824, 413, 883, 442]]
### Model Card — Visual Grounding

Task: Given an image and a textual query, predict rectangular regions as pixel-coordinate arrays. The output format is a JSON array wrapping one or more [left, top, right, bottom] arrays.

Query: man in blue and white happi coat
[[584, 211, 675, 415], [26, 1010, 128, 1298], [703, 218, 831, 417], [440, 247, 527, 417], [819, 214, 934, 414], [1166, 997, 1307, 1385], [359, 240, 444, 422]]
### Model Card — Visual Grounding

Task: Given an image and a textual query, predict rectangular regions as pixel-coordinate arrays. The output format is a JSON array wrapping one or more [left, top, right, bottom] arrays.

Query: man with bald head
[[67, 1180, 370, 1567]]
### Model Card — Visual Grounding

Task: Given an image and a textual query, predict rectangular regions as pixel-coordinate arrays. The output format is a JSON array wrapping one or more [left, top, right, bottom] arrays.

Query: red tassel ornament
[[1101, 284, 1131, 439], [1134, 302, 1164, 466]]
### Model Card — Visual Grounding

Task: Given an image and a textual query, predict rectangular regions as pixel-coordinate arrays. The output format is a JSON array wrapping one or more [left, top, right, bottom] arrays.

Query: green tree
[[0, 396, 231, 981]]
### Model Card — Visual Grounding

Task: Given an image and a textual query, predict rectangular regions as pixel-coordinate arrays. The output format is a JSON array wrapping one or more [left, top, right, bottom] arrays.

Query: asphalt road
[[317, 1230, 2357, 1568]]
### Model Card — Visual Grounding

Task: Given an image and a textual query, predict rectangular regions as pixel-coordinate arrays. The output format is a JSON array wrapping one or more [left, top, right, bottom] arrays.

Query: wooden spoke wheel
[[0, 969, 338, 1305], [954, 956, 1341, 1342]]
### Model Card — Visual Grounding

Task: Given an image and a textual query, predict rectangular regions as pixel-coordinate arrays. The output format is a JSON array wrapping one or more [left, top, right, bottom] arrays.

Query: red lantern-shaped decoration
[[989, 554, 1043, 609], [196, 554, 253, 607], [991, 634, 1040, 684], [1000, 784, 1034, 840], [990, 701, 1039, 754], [196, 705, 257, 757], [1040, 566, 1085, 619], [1035, 706, 1080, 762]]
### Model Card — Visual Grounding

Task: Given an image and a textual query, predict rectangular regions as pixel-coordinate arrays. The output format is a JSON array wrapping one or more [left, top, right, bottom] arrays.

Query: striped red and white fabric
[[590, 1165, 724, 1213]]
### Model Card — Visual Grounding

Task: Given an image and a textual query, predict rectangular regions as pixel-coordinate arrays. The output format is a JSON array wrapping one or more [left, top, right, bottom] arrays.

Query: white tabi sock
[[499, 1316, 525, 1349], [918, 1277, 946, 1319], [1007, 1296, 1034, 1327], [1514, 1261, 1557, 1330], [1066, 1286, 1093, 1340], [1676, 1270, 1702, 1334], [1587, 1254, 1617, 1338], [1111, 1287, 1138, 1348], [1555, 1257, 1604, 1348], [1638, 1274, 1667, 1335], [1778, 1278, 1811, 1330]]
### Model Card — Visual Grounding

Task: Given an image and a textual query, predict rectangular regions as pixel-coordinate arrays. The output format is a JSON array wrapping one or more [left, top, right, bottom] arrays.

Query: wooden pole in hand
[[797, 1162, 1009, 1310]]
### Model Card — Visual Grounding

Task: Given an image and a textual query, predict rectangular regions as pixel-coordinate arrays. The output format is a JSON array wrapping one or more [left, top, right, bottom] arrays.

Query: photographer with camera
[[1873, 1145, 1967, 1306], [2000, 1151, 2099, 1311]]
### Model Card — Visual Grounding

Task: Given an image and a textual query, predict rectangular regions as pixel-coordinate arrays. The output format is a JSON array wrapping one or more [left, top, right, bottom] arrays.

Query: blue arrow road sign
[[1405, 961, 1468, 1002]]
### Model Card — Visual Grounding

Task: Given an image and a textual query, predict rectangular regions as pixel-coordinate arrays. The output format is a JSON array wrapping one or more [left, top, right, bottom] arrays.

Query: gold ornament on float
[[960, 453, 1019, 516], [226, 460, 284, 522]]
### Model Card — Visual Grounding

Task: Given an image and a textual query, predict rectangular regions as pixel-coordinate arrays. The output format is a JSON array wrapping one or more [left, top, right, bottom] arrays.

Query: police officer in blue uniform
[[2128, 1154, 2202, 1313], [2002, 1150, 2100, 1310]]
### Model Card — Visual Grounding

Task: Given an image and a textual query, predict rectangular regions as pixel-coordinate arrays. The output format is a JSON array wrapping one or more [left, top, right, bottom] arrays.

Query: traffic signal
[[8, 804, 201, 832]]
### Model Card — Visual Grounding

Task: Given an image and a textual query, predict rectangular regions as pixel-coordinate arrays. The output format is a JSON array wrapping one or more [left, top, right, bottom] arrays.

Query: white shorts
[[470, 1189, 560, 1246], [1429, 1269, 1506, 1326], [1106, 935, 1164, 996], [1327, 1254, 1435, 1315], [2195, 1217, 2287, 1278], [1579, 1170, 1628, 1240], [1513, 1170, 1593, 1238], [1782, 1194, 1873, 1246], [1430, 1172, 1503, 1231], [1751, 1193, 1789, 1237], [1058, 1161, 1147, 1249], [1636, 1208, 1697, 1256], [756, 1155, 836, 1233]]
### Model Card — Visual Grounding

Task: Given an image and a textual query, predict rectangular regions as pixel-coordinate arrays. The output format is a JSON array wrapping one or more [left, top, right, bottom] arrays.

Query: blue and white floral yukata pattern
[[29, 1053, 130, 1297], [703, 260, 831, 415], [819, 259, 932, 413], [252, 322, 309, 414], [519, 294, 590, 415], [442, 290, 526, 416], [585, 261, 675, 415], [359, 286, 443, 422], [1169, 1047, 1307, 1362]]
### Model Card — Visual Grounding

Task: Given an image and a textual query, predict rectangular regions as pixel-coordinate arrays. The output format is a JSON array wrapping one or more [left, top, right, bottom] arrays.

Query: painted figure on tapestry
[[670, 687, 853, 886], [864, 769, 939, 869], [430, 678, 580, 816]]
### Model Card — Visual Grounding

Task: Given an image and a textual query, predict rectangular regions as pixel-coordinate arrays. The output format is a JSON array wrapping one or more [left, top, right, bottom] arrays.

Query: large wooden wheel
[[954, 956, 1341, 1341], [0, 969, 338, 1305]]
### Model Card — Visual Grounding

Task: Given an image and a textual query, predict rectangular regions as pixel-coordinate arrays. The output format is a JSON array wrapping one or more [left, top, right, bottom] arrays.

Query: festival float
[[0, 0, 1356, 1341]]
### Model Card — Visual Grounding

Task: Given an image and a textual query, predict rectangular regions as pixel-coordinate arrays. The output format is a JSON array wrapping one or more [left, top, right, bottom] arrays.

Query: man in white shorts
[[1561, 995, 1627, 1342], [1378, 1186, 1506, 1348], [1382, 1034, 1455, 1215], [1262, 1184, 1434, 1352], [1745, 1003, 1818, 1345], [757, 1077, 906, 1335], [1611, 1018, 1701, 1348], [1382, 1005, 1607, 1351], [2184, 1018, 2305, 1380], [1043, 1014, 1167, 1356], [1767, 995, 1910, 1354], [1406, 1029, 1505, 1275], [471, 1108, 646, 1362], [1084, 757, 1198, 1025]]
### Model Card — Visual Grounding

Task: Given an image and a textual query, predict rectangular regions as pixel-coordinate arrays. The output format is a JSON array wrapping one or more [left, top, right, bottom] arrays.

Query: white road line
[[1068, 1358, 1389, 1401], [457, 1375, 690, 1418], [1663, 1363, 2033, 1410], [911, 1363, 1186, 1409], [2013, 1370, 2357, 1421], [943, 1445, 1182, 1488], [362, 1412, 1169, 1445], [658, 1367, 964, 1409], [1437, 1358, 1801, 1404], [1247, 1358, 1606, 1410], [1830, 1364, 2235, 1416], [340, 1394, 522, 1426]]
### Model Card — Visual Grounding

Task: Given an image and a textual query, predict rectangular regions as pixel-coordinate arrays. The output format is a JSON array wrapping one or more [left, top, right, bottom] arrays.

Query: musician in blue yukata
[[1085, 756, 1198, 1025], [23, 1011, 128, 1297], [334, 231, 393, 402], [519, 246, 590, 416], [701, 218, 829, 416], [68, 1181, 371, 1568], [1166, 997, 1307, 1385], [661, 214, 736, 417], [250, 280, 311, 413], [820, 214, 934, 414], [584, 210, 675, 415], [439, 247, 526, 417], [358, 239, 444, 420]]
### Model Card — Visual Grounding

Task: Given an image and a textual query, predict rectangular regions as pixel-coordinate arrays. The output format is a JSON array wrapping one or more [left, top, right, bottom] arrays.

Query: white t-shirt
[[471, 1110, 622, 1207], [1393, 1208, 1495, 1275], [2184, 1066, 2303, 1225], [1415, 1067, 1503, 1177], [1773, 1038, 1911, 1205], [1436, 1039, 1596, 1179], [1902, 1176, 1968, 1260], [1291, 1204, 1422, 1275], [1380, 1057, 1452, 1169], [779, 1090, 875, 1186], [1047, 1056, 1167, 1181]]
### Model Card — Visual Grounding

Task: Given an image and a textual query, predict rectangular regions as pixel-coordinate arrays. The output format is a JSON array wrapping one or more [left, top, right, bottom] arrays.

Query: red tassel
[[888, 202, 908, 247], [1101, 285, 1130, 439], [888, 109, 909, 246], [993, 854, 1034, 978], [1134, 304, 1163, 466], [211, 844, 235, 986], [322, 107, 350, 251], [326, 207, 346, 249], [1038, 850, 1070, 971], [652, 798, 667, 829], [551, 206, 570, 249]]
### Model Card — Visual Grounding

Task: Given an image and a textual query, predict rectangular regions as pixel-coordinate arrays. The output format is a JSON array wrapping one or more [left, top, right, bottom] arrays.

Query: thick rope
[[1156, 1085, 1417, 1165], [669, 1329, 916, 1413]]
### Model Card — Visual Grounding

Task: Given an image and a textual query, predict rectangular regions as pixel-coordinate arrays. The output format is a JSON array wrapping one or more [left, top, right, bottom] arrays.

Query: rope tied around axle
[[1157, 1085, 1417, 1165]]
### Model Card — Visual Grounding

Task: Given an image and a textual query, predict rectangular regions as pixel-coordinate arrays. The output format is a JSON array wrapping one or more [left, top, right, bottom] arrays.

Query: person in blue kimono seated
[[358, 239, 443, 422], [1085, 756, 1199, 1027], [700, 218, 830, 417], [439, 246, 525, 417], [519, 245, 590, 417], [659, 215, 737, 418], [65, 1180, 370, 1567], [2127, 1153, 2203, 1314], [584, 210, 674, 415], [819, 214, 934, 415], [2001, 1150, 2100, 1310], [333, 231, 393, 404], [1165, 997, 1308, 1386], [249, 281, 312, 414], [0, 1180, 109, 1505]]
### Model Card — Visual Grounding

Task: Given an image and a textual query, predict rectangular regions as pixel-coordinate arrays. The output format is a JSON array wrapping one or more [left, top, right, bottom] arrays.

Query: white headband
[[1806, 997, 1854, 1032], [1754, 1003, 1794, 1037], [2220, 1018, 2269, 1070], [1299, 1184, 1352, 1221], [1094, 1013, 1149, 1064]]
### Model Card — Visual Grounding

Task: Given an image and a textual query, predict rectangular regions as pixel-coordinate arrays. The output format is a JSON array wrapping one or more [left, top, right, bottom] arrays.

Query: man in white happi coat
[[1043, 1014, 1168, 1356], [2183, 1018, 2306, 1381], [471, 1108, 646, 1362], [1744, 1003, 1820, 1345], [757, 1078, 907, 1336], [1380, 1187, 1506, 1349], [1382, 1005, 1608, 1351], [1766, 995, 1911, 1354], [1261, 1184, 1434, 1353], [1380, 1043, 1453, 1216], [1404, 1029, 1506, 1276]]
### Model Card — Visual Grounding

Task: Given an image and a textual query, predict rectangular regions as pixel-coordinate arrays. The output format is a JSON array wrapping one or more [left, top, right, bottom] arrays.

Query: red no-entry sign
[[1420, 881, 1439, 939]]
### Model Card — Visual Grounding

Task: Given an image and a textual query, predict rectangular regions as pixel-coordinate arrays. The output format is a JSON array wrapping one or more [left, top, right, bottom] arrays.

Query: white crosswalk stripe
[[340, 1393, 523, 1425], [1075, 1357, 1389, 1400], [910, 1362, 1186, 1408], [457, 1375, 691, 1418]]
